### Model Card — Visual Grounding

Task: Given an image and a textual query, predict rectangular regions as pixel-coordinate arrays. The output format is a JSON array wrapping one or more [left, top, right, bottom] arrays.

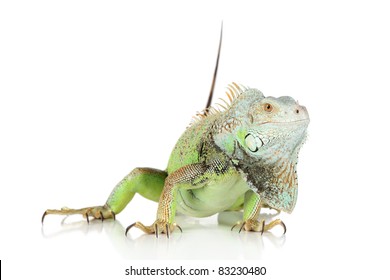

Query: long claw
[[280, 221, 287, 235], [231, 222, 240, 231], [238, 222, 246, 233], [125, 222, 136, 236], [99, 211, 104, 222], [166, 224, 170, 239], [110, 210, 116, 221], [41, 211, 47, 224], [261, 220, 265, 235], [175, 224, 183, 233], [155, 223, 158, 238]]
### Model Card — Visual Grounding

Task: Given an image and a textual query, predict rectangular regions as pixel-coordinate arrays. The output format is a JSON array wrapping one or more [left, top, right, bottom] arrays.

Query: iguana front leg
[[231, 190, 286, 234], [42, 168, 166, 223], [127, 163, 209, 237]]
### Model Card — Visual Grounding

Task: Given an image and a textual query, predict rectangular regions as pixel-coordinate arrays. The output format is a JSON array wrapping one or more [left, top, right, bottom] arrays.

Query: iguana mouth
[[260, 119, 310, 125]]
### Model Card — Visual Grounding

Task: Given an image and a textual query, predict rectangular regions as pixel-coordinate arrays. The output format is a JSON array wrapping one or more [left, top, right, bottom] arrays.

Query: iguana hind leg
[[42, 167, 166, 223], [42, 205, 115, 223]]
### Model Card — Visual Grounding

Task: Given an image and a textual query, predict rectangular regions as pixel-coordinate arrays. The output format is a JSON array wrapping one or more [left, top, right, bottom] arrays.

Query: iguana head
[[239, 92, 309, 165], [213, 84, 309, 164]]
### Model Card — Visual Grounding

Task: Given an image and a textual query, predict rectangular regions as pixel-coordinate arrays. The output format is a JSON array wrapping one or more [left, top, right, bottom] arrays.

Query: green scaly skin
[[42, 83, 309, 237]]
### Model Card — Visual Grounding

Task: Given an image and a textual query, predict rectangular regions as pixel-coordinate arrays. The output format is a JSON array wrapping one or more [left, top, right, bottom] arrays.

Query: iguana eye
[[245, 133, 263, 153], [264, 103, 273, 112]]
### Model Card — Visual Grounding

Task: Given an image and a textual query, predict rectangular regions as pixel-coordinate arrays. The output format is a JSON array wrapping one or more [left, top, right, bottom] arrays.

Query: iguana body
[[43, 29, 309, 236], [42, 83, 309, 236]]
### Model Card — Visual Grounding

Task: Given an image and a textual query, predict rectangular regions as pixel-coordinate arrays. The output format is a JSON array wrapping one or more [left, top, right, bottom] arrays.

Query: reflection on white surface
[[41, 211, 286, 260]]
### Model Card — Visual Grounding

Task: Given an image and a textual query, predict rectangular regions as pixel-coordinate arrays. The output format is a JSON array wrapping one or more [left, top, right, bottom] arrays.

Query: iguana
[[42, 28, 309, 237]]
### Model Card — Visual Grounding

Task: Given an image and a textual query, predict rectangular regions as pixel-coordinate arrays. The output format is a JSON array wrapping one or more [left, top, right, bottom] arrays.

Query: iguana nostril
[[295, 109, 300, 114]]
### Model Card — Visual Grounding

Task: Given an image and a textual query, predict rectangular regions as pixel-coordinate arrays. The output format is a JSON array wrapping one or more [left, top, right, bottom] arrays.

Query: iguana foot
[[42, 205, 115, 224], [125, 220, 182, 238], [231, 219, 286, 235]]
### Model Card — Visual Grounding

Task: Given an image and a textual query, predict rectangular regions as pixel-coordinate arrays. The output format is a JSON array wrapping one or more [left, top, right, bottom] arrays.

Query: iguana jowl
[[42, 31, 310, 237]]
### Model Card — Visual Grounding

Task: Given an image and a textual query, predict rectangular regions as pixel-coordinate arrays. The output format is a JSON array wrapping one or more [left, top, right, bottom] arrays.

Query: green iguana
[[42, 29, 309, 237]]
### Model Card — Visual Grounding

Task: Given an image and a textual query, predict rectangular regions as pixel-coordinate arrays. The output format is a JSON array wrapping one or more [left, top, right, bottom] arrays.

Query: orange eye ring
[[264, 103, 273, 112]]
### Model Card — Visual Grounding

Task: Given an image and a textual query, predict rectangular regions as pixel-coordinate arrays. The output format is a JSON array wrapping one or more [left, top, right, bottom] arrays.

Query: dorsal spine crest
[[189, 83, 247, 125]]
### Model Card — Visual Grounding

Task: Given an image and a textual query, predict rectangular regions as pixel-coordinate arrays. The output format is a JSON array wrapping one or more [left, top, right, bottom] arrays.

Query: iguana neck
[[233, 136, 304, 213], [236, 147, 299, 189]]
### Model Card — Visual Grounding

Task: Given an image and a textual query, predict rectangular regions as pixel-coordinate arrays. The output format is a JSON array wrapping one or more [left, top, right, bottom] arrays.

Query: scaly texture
[[42, 82, 309, 238]]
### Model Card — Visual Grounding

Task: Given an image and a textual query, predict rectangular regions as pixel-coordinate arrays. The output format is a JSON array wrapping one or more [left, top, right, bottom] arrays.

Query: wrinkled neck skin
[[242, 129, 306, 213], [214, 117, 308, 213]]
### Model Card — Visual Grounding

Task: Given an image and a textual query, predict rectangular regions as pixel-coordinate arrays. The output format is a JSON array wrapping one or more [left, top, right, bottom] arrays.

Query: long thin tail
[[205, 22, 223, 112]]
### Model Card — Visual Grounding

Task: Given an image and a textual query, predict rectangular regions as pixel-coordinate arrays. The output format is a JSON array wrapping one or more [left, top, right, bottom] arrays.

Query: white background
[[1, 0, 390, 279]]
